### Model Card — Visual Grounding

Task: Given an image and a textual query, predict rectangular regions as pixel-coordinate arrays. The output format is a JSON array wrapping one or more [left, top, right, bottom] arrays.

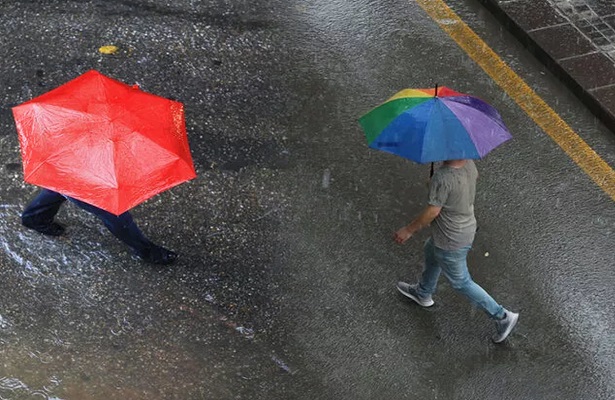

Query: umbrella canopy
[[12, 70, 196, 215], [359, 86, 512, 164]]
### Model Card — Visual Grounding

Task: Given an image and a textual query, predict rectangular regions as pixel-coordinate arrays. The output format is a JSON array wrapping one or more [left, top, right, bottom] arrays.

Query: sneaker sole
[[396, 286, 434, 307], [493, 313, 519, 343]]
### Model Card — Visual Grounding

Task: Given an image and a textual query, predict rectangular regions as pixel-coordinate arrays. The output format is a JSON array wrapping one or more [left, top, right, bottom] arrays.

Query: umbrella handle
[[430, 162, 434, 178]]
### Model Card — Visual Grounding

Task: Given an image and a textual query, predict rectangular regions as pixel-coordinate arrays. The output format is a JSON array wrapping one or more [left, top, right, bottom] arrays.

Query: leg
[[67, 197, 177, 265], [396, 237, 439, 307], [21, 189, 67, 236], [417, 237, 442, 297], [435, 245, 504, 319], [435, 245, 519, 342]]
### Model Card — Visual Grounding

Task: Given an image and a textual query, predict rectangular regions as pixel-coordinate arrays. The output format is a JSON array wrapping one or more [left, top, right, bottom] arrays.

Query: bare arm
[[394, 205, 442, 244]]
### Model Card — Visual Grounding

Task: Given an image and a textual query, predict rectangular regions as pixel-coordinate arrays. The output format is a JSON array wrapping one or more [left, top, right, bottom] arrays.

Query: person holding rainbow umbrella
[[359, 86, 518, 343]]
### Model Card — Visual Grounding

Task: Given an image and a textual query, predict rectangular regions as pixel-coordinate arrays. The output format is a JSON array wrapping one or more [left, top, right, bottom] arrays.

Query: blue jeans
[[22, 189, 155, 256], [417, 237, 504, 319]]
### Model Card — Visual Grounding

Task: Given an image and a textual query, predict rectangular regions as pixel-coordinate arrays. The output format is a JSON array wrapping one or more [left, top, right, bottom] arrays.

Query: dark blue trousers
[[22, 189, 155, 255]]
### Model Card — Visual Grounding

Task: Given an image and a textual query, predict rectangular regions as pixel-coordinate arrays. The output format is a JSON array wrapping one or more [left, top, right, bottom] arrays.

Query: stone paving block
[[551, 0, 615, 18], [529, 23, 596, 60], [602, 15, 615, 30], [499, 0, 567, 31], [550, 0, 615, 61], [583, 0, 615, 17], [559, 52, 615, 89], [589, 86, 615, 120]]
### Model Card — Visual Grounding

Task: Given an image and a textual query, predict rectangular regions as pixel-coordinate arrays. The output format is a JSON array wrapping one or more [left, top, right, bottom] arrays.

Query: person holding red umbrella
[[12, 71, 197, 265], [22, 189, 178, 265]]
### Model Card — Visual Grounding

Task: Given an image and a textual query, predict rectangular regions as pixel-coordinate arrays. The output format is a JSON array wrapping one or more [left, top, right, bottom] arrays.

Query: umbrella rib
[[23, 158, 49, 182]]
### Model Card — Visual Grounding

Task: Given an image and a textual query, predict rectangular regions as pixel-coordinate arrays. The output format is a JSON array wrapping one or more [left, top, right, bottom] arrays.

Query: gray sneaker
[[396, 282, 434, 307], [492, 310, 519, 343]]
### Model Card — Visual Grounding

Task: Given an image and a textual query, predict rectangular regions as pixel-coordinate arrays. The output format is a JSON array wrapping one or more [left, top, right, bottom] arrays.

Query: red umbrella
[[12, 70, 196, 215]]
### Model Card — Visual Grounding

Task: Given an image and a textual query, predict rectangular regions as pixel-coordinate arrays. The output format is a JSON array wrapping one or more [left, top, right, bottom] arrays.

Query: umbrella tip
[[434, 83, 438, 97]]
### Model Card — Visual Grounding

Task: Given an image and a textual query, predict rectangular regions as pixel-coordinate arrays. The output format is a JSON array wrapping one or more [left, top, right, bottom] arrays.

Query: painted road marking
[[416, 0, 615, 202]]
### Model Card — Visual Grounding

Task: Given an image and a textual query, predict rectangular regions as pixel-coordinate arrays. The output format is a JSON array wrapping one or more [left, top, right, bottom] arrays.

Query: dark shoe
[[138, 246, 178, 265], [22, 220, 65, 236], [397, 281, 434, 307], [493, 310, 519, 343]]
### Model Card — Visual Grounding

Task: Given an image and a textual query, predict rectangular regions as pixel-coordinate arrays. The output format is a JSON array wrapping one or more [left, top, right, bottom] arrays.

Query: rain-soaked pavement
[[1, 0, 614, 399]]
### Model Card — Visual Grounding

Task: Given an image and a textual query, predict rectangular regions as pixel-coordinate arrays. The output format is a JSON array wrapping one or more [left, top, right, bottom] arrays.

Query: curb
[[477, 0, 615, 134]]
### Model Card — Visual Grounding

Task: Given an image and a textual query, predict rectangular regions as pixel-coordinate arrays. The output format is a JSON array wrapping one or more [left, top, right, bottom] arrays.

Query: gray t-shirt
[[427, 161, 478, 250]]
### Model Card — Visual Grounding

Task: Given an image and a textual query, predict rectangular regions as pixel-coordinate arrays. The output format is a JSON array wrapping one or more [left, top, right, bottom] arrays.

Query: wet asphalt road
[[1, 0, 614, 399]]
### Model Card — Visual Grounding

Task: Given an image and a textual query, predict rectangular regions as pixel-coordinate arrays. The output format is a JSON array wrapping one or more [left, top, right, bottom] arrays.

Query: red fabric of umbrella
[[12, 70, 197, 215]]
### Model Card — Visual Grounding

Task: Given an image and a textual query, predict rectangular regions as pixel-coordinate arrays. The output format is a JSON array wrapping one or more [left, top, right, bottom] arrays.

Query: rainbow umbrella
[[358, 86, 512, 164]]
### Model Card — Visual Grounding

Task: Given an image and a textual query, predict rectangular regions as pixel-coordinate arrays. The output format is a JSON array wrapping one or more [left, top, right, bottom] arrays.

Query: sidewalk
[[478, 0, 615, 132]]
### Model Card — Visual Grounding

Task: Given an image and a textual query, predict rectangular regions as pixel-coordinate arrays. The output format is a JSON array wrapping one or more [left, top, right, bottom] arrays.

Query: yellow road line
[[416, 0, 615, 201]]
